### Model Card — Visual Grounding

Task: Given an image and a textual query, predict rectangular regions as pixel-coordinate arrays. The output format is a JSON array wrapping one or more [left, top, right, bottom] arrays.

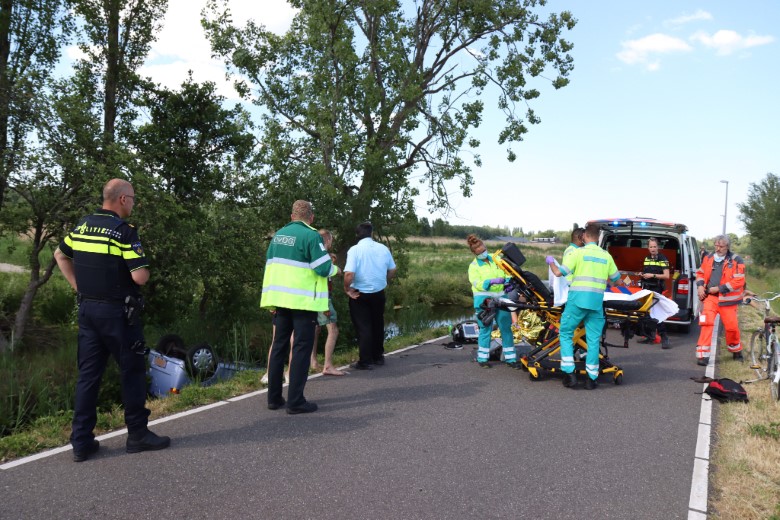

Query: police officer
[[640, 238, 671, 349], [55, 179, 170, 462]]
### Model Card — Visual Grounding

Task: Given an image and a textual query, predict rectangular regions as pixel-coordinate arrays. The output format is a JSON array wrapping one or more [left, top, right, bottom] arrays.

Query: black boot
[[562, 372, 577, 388]]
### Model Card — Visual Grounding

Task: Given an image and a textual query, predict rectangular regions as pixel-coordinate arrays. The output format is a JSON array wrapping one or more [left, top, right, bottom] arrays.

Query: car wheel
[[186, 343, 218, 380]]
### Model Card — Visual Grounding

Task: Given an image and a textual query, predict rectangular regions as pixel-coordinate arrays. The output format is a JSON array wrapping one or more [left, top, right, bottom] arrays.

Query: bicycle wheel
[[749, 330, 769, 378], [769, 340, 779, 401]]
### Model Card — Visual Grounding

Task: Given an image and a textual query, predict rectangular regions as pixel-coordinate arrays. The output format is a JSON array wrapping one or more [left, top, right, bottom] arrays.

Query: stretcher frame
[[481, 244, 656, 385]]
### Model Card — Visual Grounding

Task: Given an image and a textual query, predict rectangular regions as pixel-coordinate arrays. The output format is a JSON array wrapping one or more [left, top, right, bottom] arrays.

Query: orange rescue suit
[[695, 252, 746, 358]]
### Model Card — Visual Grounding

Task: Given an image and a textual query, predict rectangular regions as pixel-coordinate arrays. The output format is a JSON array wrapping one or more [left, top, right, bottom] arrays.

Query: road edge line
[[688, 315, 719, 518]]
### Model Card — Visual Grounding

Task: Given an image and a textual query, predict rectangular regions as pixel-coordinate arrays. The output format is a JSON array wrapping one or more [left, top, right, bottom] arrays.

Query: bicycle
[[744, 291, 780, 400]]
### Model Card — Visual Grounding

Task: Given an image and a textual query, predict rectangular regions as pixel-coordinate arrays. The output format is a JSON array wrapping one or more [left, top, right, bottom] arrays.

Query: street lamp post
[[721, 180, 729, 235]]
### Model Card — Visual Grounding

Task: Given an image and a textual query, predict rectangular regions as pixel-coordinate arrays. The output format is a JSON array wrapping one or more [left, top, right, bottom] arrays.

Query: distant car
[[588, 217, 702, 332]]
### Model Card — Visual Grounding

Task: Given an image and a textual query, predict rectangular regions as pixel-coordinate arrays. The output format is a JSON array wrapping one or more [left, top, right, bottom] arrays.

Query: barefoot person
[[313, 229, 345, 376]]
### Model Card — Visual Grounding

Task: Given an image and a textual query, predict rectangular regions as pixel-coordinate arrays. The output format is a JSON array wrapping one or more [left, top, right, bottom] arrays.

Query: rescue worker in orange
[[695, 235, 745, 366]]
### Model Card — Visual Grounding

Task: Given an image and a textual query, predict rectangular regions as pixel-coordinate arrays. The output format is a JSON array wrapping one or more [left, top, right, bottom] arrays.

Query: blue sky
[[92, 0, 777, 240]]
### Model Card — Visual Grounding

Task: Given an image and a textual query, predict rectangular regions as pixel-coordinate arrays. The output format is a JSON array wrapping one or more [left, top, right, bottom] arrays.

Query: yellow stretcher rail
[[480, 243, 657, 385]]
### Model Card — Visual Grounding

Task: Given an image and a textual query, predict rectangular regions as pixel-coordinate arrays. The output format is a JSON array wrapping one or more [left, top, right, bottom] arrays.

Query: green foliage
[[0, 0, 74, 209], [203, 0, 576, 255], [738, 172, 780, 266], [747, 422, 780, 441], [128, 78, 261, 331], [33, 276, 76, 325], [0, 272, 25, 318]]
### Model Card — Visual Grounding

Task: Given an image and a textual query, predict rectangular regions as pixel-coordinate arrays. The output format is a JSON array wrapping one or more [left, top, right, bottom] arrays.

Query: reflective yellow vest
[[468, 254, 506, 309], [260, 221, 337, 312], [560, 243, 620, 310]]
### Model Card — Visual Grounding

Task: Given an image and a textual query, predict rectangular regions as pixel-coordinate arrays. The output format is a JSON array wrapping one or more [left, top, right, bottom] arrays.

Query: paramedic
[[640, 238, 671, 349], [261, 200, 339, 414], [547, 223, 623, 389], [564, 228, 585, 259], [467, 234, 517, 369], [695, 235, 745, 365], [54, 178, 170, 462]]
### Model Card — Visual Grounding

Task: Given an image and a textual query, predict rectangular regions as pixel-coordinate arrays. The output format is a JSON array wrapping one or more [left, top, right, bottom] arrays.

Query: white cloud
[[142, 0, 297, 97], [690, 29, 775, 55], [664, 9, 712, 27], [616, 33, 692, 71]]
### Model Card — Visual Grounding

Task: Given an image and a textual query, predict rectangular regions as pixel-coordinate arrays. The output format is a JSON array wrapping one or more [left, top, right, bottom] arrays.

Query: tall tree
[[738, 172, 780, 266], [204, 0, 575, 250], [0, 0, 71, 210], [1, 0, 168, 349], [127, 78, 259, 329], [71, 0, 167, 168]]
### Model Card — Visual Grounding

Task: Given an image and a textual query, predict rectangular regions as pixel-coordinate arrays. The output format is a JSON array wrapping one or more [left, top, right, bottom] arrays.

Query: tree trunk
[[103, 0, 119, 151], [0, 0, 12, 209], [12, 245, 56, 348]]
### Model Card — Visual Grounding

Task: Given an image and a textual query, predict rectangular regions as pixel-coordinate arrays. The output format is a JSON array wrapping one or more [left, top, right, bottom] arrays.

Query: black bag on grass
[[701, 378, 749, 403]]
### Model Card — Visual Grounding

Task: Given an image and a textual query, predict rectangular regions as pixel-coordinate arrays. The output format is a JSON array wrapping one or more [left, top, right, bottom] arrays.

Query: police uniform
[[58, 209, 150, 453], [641, 252, 670, 343]]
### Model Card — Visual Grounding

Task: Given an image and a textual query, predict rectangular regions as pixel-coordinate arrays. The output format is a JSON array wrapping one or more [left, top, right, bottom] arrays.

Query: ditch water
[[383, 303, 476, 340]]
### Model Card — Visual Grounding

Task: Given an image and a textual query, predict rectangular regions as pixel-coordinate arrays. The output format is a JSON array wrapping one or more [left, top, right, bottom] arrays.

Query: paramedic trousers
[[476, 308, 516, 363], [72, 300, 150, 452], [696, 294, 741, 359], [268, 307, 317, 409], [559, 304, 604, 381]]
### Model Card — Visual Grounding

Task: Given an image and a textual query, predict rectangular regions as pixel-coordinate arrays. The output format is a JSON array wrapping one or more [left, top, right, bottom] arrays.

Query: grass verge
[[709, 276, 780, 519]]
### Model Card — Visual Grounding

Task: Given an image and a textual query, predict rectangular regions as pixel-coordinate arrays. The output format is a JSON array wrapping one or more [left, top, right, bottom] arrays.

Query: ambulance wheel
[[186, 343, 218, 380], [613, 373, 623, 385]]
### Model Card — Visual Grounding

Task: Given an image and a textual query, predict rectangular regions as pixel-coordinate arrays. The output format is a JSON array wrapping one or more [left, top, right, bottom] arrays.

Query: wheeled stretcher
[[478, 243, 660, 385]]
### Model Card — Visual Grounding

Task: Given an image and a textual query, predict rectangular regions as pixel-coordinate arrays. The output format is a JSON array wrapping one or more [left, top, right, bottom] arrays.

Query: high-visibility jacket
[[58, 209, 147, 301], [468, 254, 507, 309], [561, 243, 580, 283], [696, 252, 745, 306], [642, 253, 670, 292], [560, 243, 621, 310], [260, 220, 337, 312]]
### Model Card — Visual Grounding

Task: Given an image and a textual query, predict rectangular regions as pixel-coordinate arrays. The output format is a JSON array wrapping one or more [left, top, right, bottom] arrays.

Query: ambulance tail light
[[677, 277, 690, 295]]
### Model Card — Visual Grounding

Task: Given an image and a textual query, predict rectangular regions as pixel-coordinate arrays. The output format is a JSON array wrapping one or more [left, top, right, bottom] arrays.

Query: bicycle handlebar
[[744, 292, 780, 303]]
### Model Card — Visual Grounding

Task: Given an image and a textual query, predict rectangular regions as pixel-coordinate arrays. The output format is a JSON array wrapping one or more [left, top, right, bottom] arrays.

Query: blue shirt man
[[344, 222, 397, 369]]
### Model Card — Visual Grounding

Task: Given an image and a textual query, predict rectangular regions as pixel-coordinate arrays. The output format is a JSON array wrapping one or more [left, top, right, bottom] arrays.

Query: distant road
[[0, 262, 26, 273]]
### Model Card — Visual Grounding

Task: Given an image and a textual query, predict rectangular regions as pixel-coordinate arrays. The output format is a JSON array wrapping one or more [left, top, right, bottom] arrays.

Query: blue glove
[[545, 255, 556, 265], [489, 277, 505, 285]]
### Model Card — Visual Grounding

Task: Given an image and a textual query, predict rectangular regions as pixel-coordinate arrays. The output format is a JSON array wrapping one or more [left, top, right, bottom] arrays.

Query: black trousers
[[649, 288, 668, 340], [72, 300, 149, 451], [348, 290, 386, 364], [268, 307, 317, 408]]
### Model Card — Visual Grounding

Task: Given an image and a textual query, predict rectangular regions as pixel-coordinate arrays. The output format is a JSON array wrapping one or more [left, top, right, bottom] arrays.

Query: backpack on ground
[[692, 377, 749, 403]]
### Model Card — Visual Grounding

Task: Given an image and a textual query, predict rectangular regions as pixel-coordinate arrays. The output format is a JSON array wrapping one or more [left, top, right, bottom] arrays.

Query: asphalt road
[[0, 327, 706, 520]]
